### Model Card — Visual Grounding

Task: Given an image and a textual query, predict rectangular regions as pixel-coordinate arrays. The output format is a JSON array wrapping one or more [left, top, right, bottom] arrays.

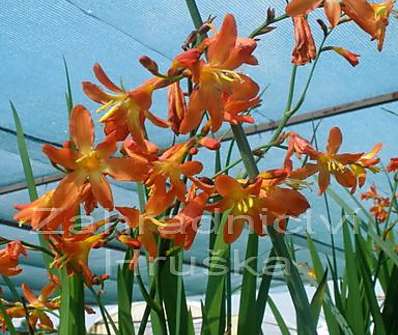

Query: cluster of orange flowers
[[0, 2, 396, 331], [287, 0, 394, 65]]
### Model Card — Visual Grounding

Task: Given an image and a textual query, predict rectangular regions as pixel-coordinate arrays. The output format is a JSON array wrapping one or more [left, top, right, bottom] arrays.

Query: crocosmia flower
[[288, 127, 363, 194], [287, 0, 342, 27], [291, 16, 317, 65], [212, 175, 264, 243], [43, 105, 149, 210], [50, 219, 111, 284], [144, 139, 203, 215], [0, 241, 27, 276], [171, 14, 259, 133], [350, 143, 382, 191], [387, 157, 398, 172], [342, 0, 394, 51], [361, 184, 391, 222], [21, 275, 60, 331], [160, 185, 212, 249], [117, 206, 164, 265], [83, 63, 169, 145]]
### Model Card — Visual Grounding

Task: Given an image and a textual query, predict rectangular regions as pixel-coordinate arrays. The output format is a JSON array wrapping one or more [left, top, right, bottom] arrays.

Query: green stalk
[[232, 124, 316, 334], [59, 62, 86, 335]]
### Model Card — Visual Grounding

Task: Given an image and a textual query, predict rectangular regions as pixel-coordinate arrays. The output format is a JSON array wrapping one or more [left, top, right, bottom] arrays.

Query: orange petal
[[141, 228, 158, 259], [289, 163, 319, 180], [222, 37, 258, 70], [230, 74, 260, 100], [325, 0, 341, 27], [145, 185, 175, 216], [286, 0, 322, 16], [204, 89, 224, 132], [334, 169, 356, 188], [224, 216, 245, 243], [207, 14, 237, 66], [318, 164, 331, 194], [106, 156, 148, 181], [263, 188, 310, 217], [179, 89, 205, 134], [215, 175, 243, 197], [341, 0, 375, 35], [90, 173, 113, 210], [179, 161, 203, 177], [42, 144, 77, 170], [93, 63, 122, 93], [53, 171, 85, 209], [146, 110, 170, 128], [95, 138, 117, 160], [22, 284, 37, 304], [117, 206, 140, 229], [335, 152, 363, 164], [199, 137, 221, 150], [82, 81, 112, 104], [70, 105, 94, 153], [326, 127, 342, 154], [126, 109, 146, 149]]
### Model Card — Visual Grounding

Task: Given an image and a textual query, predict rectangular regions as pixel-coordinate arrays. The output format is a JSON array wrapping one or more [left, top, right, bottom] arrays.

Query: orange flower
[[222, 77, 261, 125], [342, 0, 394, 51], [0, 305, 26, 332], [171, 14, 259, 133], [212, 172, 309, 243], [14, 184, 99, 233], [288, 127, 363, 194], [258, 169, 310, 229], [117, 207, 163, 266], [43, 105, 149, 210], [144, 139, 203, 215], [387, 157, 398, 172], [0, 241, 27, 276], [361, 184, 391, 222], [50, 219, 111, 284], [332, 47, 360, 66], [291, 16, 317, 65], [83, 63, 169, 145], [168, 81, 188, 134], [14, 190, 56, 230], [212, 176, 263, 243], [287, 0, 342, 27], [350, 143, 382, 191], [159, 185, 212, 249], [21, 275, 60, 331]]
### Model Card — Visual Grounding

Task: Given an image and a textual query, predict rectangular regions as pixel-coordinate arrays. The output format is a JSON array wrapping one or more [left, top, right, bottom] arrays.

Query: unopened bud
[[139, 55, 159, 75]]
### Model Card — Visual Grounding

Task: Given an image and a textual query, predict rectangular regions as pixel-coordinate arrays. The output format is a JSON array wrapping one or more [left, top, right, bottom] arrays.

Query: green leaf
[[11, 102, 55, 274], [117, 261, 135, 335], [255, 248, 277, 333], [159, 252, 191, 335], [382, 265, 398, 334], [310, 270, 328, 326], [237, 232, 259, 334], [306, 234, 339, 334], [59, 272, 86, 335], [355, 235, 386, 335], [342, 219, 364, 334], [328, 188, 398, 268], [268, 296, 291, 335], [63, 57, 73, 116], [268, 226, 316, 334], [323, 295, 355, 335], [202, 211, 230, 335], [187, 309, 196, 335]]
